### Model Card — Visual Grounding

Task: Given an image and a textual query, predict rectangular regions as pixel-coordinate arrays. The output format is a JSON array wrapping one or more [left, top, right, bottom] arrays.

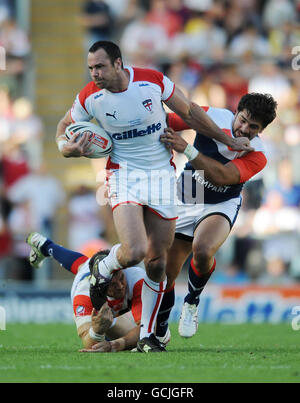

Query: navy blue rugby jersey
[[177, 107, 267, 205]]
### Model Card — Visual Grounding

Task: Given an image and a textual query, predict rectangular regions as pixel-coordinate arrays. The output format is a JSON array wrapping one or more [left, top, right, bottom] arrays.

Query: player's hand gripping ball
[[65, 121, 112, 158]]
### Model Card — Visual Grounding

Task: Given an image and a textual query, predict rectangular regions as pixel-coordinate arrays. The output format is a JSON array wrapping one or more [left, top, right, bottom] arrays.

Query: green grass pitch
[[0, 323, 299, 383]]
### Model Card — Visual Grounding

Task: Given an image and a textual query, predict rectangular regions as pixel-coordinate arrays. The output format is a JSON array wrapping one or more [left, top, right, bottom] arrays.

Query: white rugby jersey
[[70, 66, 176, 171], [178, 106, 267, 204], [70, 258, 144, 327]]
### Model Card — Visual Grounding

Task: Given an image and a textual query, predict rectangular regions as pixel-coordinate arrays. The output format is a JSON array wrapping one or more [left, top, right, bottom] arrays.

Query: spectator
[[1, 143, 30, 192], [220, 64, 248, 111], [191, 71, 227, 109], [263, 0, 296, 29], [268, 22, 300, 64], [228, 23, 271, 61], [0, 18, 31, 58], [0, 87, 13, 145], [0, 0, 12, 25], [4, 164, 65, 281], [165, 57, 204, 95], [258, 256, 294, 285], [67, 185, 106, 251], [106, 0, 144, 39], [145, 0, 183, 38], [265, 159, 300, 207], [252, 190, 300, 280], [248, 62, 292, 107], [223, 0, 251, 42], [7, 163, 65, 237], [120, 13, 169, 67], [0, 18, 31, 96], [79, 0, 114, 53], [171, 13, 227, 63], [236, 52, 261, 81], [167, 0, 192, 27], [11, 97, 44, 170], [183, 0, 212, 13], [108, 0, 144, 22]]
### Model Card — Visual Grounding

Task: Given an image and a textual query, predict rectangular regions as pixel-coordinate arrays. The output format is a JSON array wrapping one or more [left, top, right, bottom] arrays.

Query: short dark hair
[[237, 93, 277, 129], [88, 41, 123, 67]]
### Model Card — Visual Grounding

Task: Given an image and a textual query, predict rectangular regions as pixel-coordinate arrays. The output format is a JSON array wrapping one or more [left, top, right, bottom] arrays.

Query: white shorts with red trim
[[106, 167, 178, 220], [176, 196, 242, 238]]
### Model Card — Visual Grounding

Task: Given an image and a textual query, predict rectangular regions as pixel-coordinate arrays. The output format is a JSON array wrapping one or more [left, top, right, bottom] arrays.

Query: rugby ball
[[65, 121, 112, 158]]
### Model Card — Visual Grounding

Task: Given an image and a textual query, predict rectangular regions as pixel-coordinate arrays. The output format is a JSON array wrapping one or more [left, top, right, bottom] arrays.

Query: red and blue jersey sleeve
[[231, 151, 267, 183]]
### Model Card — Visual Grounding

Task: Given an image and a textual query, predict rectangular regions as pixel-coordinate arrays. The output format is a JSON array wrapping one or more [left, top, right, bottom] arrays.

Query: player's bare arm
[[164, 87, 254, 152], [160, 128, 241, 186], [55, 110, 93, 158], [77, 304, 114, 349], [80, 324, 140, 353]]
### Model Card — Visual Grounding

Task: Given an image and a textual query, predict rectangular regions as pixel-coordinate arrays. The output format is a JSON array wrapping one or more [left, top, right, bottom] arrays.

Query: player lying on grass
[[157, 93, 277, 339], [26, 232, 170, 351]]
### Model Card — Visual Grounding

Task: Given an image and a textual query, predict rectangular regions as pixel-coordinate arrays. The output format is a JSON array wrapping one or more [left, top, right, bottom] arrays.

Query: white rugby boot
[[26, 232, 48, 269], [178, 302, 198, 338], [156, 326, 171, 347]]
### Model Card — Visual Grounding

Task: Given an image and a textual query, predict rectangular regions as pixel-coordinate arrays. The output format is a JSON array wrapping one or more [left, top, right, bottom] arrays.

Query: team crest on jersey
[[76, 306, 85, 316], [142, 99, 153, 112]]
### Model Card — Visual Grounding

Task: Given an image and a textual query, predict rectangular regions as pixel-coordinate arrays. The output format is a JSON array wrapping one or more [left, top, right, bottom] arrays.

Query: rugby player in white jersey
[[157, 93, 277, 339], [26, 232, 169, 351], [55, 41, 253, 352]]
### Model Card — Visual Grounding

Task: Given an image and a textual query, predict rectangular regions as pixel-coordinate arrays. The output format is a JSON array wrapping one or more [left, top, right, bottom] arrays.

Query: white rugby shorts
[[106, 168, 178, 220], [175, 196, 242, 239]]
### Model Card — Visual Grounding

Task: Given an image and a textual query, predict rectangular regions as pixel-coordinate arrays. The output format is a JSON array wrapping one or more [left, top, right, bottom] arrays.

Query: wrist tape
[[184, 144, 198, 161], [57, 139, 68, 152], [89, 327, 105, 341]]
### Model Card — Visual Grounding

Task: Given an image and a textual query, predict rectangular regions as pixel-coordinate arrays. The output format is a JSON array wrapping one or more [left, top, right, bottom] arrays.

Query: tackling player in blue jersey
[[158, 93, 277, 338]]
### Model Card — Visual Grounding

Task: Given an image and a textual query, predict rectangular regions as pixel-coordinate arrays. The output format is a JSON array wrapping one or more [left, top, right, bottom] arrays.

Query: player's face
[[87, 49, 121, 90], [107, 271, 126, 299], [232, 109, 263, 141]]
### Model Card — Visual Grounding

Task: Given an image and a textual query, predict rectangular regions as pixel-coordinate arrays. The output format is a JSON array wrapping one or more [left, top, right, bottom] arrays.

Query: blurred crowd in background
[[1, 0, 300, 286]]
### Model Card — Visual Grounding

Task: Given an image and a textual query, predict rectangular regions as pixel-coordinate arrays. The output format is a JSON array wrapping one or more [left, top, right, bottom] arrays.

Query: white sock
[[98, 244, 123, 279], [139, 275, 166, 339]]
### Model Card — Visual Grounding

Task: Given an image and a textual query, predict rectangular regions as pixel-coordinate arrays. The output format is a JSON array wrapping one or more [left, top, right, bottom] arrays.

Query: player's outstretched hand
[[160, 128, 187, 153], [80, 340, 112, 353], [92, 304, 114, 335], [61, 132, 94, 158]]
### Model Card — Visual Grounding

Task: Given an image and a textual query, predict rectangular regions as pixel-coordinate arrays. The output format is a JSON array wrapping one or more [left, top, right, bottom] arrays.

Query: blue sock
[[156, 286, 175, 337], [185, 258, 216, 306], [41, 239, 86, 273]]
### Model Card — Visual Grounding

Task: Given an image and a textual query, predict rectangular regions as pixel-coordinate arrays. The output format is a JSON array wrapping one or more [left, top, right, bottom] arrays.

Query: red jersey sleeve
[[131, 279, 143, 323], [78, 81, 100, 113], [73, 295, 93, 317], [70, 256, 89, 275], [167, 106, 209, 132], [167, 113, 191, 131], [231, 151, 267, 183]]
